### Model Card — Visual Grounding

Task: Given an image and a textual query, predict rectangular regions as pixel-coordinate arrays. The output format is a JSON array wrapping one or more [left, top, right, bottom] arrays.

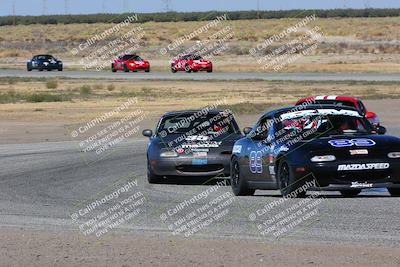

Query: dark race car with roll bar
[[230, 104, 400, 198], [27, 55, 63, 71], [142, 109, 243, 183]]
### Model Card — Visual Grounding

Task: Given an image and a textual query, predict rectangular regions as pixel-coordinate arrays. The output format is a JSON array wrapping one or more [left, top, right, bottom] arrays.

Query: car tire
[[145, 68, 150, 73], [148, 171, 162, 184], [39, 67, 44, 71], [340, 189, 361, 197], [230, 158, 255, 196], [111, 64, 116, 72], [185, 65, 192, 73], [147, 163, 162, 184], [27, 66, 32, 71], [58, 67, 63, 71], [277, 160, 307, 198], [207, 68, 213, 73], [123, 64, 129, 72], [171, 67, 177, 73], [388, 188, 400, 197]]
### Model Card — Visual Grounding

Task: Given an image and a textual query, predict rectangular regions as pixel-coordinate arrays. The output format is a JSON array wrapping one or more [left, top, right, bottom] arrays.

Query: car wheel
[[388, 188, 400, 197], [39, 67, 44, 71], [58, 67, 63, 71], [27, 66, 32, 71], [111, 64, 116, 72], [123, 64, 129, 72], [145, 68, 150, 73], [185, 65, 192, 73], [340, 189, 361, 197], [230, 158, 255, 196], [277, 160, 306, 198], [171, 67, 177, 73], [207, 68, 213, 73]]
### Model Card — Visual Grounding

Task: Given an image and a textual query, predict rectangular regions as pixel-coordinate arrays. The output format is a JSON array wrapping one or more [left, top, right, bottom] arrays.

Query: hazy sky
[[1, 0, 399, 16]]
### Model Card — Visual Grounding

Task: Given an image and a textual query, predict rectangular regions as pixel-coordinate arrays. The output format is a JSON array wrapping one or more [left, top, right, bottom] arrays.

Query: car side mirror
[[375, 125, 386, 135], [142, 129, 153, 138], [243, 127, 252, 135]]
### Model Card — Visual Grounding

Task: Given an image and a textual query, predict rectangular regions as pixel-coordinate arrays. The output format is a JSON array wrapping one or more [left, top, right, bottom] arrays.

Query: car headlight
[[388, 152, 400, 159], [160, 151, 178, 158], [311, 155, 336, 162]]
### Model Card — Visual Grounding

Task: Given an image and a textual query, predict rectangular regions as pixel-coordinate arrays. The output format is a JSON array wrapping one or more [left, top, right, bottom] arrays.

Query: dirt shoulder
[[1, 99, 399, 145], [1, 228, 399, 267]]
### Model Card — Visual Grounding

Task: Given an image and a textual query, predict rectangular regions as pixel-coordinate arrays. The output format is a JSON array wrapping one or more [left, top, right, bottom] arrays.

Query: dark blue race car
[[231, 105, 400, 197], [27, 55, 63, 71], [142, 109, 243, 183]]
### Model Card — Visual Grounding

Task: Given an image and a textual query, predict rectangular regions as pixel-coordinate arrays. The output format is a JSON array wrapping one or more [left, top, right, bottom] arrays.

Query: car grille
[[334, 170, 391, 182], [176, 164, 224, 173]]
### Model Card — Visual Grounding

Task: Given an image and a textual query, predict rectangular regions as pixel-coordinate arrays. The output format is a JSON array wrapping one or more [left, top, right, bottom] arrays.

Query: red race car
[[112, 54, 150, 73], [296, 95, 381, 126], [170, 54, 213, 73]]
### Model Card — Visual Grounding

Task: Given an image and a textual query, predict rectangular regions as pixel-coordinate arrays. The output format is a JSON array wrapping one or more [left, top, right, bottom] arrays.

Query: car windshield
[[308, 100, 355, 108], [157, 112, 238, 136], [189, 55, 202, 60], [36, 55, 54, 60], [122, 55, 142, 61], [276, 111, 373, 141]]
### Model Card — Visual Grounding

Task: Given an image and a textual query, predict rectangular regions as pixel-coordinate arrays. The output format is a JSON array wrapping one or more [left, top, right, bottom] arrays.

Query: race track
[[1, 69, 400, 81], [1, 128, 400, 247]]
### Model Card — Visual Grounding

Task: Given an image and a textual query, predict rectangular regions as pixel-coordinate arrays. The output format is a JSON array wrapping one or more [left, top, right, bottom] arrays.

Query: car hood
[[289, 134, 400, 152], [153, 133, 242, 149]]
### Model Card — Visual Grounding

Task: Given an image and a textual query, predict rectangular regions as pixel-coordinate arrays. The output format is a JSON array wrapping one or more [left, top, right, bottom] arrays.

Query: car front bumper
[[191, 64, 212, 71], [127, 63, 149, 70], [149, 155, 230, 177], [292, 159, 400, 190]]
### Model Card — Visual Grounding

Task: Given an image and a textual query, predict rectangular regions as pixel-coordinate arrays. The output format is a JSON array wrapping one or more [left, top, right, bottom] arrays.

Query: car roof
[[263, 104, 360, 118], [296, 95, 359, 105], [34, 54, 53, 57], [162, 109, 227, 117]]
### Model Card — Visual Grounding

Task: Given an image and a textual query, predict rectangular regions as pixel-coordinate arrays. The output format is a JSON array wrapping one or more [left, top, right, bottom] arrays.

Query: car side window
[[252, 116, 273, 138], [357, 101, 366, 114]]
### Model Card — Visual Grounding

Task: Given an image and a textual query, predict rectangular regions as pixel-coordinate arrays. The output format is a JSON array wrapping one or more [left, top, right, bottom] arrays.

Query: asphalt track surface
[[1, 126, 400, 247], [1, 69, 400, 81]]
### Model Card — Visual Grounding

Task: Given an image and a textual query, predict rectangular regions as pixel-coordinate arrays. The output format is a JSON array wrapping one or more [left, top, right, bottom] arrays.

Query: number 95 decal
[[249, 151, 263, 174], [329, 139, 376, 148]]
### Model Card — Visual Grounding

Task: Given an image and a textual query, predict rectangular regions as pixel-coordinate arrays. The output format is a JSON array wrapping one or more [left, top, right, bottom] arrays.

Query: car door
[[243, 116, 274, 181]]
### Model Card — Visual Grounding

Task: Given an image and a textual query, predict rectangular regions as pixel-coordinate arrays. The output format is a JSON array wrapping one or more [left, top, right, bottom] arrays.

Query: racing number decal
[[329, 139, 376, 148], [249, 151, 263, 174]]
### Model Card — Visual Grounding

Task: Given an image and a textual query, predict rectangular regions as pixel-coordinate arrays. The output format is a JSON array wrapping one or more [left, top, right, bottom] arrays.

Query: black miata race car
[[142, 109, 243, 183], [231, 105, 400, 197], [27, 55, 63, 71]]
